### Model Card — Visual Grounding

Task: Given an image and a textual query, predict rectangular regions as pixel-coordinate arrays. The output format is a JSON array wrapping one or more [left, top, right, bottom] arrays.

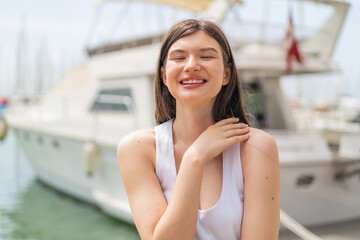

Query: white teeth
[[181, 79, 205, 84]]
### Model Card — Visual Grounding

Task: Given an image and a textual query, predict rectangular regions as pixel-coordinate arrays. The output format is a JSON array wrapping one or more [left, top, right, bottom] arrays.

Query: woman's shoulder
[[247, 127, 276, 145], [117, 129, 156, 162], [119, 129, 155, 145], [240, 127, 278, 163]]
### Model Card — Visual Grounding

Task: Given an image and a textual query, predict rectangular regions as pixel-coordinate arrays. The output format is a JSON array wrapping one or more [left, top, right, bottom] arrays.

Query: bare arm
[[118, 118, 250, 240], [240, 128, 280, 240], [117, 130, 166, 239]]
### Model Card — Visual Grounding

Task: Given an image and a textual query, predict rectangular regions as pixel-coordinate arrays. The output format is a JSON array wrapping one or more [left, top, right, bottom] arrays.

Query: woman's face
[[162, 31, 230, 105]]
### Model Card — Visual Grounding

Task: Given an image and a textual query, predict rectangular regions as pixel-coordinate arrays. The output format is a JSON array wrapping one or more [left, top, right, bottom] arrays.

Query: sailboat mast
[[14, 14, 28, 95]]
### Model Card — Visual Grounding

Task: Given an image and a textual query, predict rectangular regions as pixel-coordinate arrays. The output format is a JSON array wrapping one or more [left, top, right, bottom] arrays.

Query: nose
[[184, 56, 200, 72]]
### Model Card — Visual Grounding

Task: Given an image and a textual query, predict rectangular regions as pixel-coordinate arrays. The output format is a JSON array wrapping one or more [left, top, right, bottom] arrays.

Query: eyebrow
[[168, 49, 185, 55], [169, 47, 218, 55], [199, 47, 218, 53]]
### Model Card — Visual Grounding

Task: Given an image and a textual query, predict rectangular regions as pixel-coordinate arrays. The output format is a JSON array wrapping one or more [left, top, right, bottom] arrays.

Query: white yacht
[[4, 0, 360, 237]]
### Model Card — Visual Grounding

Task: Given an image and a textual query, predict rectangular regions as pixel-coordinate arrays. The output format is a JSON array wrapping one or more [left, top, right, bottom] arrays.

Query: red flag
[[0, 97, 8, 106], [284, 14, 303, 74]]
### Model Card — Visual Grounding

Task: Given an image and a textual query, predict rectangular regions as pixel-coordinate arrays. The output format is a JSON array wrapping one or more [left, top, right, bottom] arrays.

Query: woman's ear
[[222, 66, 231, 86], [161, 66, 167, 86]]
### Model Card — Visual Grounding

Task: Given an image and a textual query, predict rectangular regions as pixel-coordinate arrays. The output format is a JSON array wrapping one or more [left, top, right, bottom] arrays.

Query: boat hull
[[280, 162, 360, 227], [12, 127, 133, 223]]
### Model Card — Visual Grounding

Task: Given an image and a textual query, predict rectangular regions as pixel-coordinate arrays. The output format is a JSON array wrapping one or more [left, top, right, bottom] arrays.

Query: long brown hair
[[155, 19, 249, 125]]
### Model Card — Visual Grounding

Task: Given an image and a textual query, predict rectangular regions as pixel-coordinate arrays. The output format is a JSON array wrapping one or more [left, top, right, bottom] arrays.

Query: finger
[[221, 122, 249, 132], [215, 117, 239, 127], [226, 134, 250, 145], [223, 128, 250, 138]]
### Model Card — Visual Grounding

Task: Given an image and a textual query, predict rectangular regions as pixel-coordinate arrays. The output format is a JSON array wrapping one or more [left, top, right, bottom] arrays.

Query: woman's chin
[[175, 94, 217, 106]]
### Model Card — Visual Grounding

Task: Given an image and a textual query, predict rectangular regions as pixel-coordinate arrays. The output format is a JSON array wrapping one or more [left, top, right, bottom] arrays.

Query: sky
[[0, 0, 359, 99]]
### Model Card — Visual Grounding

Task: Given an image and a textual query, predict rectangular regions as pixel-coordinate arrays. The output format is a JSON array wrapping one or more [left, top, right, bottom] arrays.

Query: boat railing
[[280, 209, 323, 240]]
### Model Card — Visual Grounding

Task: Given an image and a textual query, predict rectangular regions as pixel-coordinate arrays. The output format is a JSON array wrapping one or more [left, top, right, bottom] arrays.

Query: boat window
[[90, 88, 133, 112]]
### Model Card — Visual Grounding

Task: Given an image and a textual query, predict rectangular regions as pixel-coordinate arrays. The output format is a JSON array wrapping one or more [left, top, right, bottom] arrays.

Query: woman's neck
[[172, 101, 214, 146]]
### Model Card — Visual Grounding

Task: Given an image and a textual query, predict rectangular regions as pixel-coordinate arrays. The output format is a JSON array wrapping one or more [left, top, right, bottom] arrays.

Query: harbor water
[[0, 129, 140, 240]]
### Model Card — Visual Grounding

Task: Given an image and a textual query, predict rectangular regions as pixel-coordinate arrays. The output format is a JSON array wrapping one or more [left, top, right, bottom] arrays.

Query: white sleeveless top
[[155, 119, 244, 240]]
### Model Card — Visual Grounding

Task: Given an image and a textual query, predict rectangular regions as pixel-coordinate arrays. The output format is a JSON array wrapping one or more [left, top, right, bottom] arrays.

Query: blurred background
[[1, 0, 360, 239]]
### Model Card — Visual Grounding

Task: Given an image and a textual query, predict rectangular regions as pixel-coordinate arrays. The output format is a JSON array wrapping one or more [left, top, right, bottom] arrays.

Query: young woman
[[117, 19, 280, 240]]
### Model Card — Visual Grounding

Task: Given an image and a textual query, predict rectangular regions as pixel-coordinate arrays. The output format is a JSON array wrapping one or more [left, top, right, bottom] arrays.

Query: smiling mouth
[[180, 79, 206, 85]]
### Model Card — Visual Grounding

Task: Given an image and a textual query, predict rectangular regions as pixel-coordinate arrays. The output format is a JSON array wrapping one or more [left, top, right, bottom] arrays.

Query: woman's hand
[[186, 118, 250, 163]]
